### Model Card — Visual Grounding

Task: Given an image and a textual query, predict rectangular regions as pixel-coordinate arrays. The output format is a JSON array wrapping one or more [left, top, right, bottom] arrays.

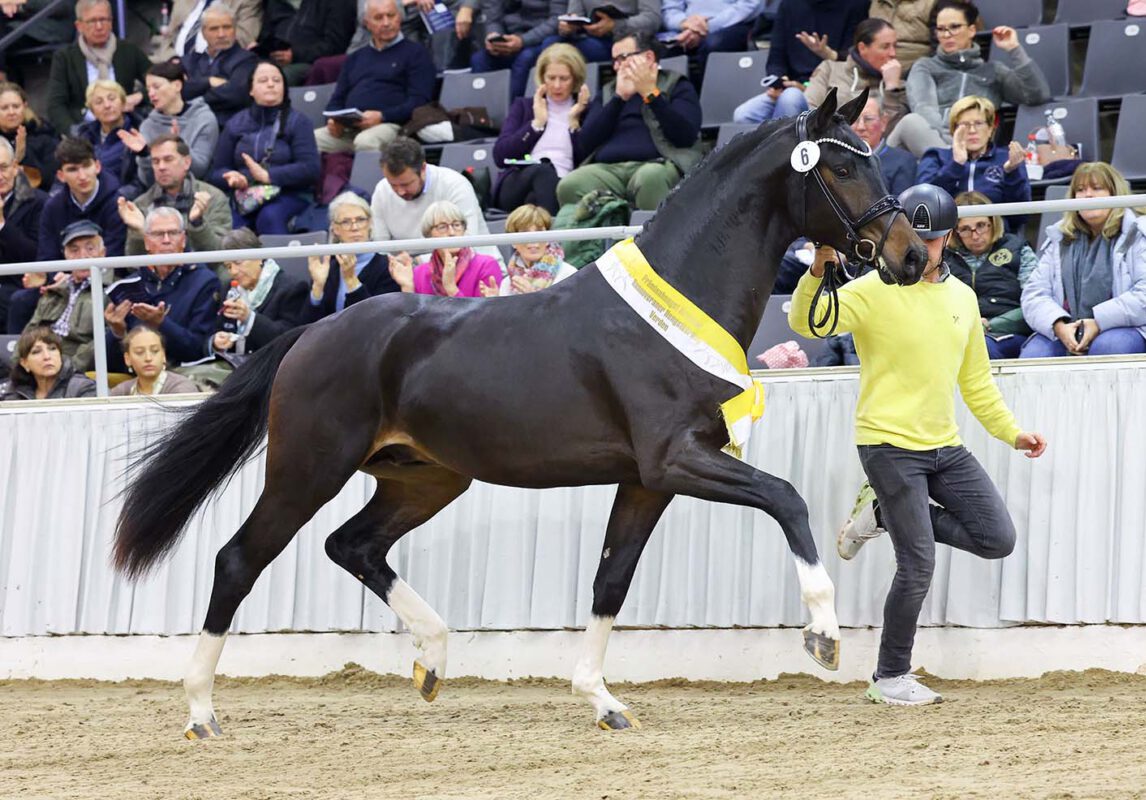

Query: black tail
[[113, 326, 309, 579]]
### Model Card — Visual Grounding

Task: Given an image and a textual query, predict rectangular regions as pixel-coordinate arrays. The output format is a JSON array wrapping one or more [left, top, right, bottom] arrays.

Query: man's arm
[[787, 246, 867, 337], [957, 294, 1022, 445]]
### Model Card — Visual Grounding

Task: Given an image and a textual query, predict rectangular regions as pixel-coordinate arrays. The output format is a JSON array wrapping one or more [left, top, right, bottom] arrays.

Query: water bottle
[[219, 280, 244, 334], [1044, 110, 1067, 148], [1025, 133, 1043, 180], [159, 2, 171, 36]]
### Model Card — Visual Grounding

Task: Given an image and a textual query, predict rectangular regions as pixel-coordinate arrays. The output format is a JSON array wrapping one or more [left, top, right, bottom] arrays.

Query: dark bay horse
[[114, 88, 926, 737]]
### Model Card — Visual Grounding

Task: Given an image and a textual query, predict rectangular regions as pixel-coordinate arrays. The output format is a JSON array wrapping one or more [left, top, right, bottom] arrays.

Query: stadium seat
[[350, 150, 384, 195], [525, 62, 601, 98], [990, 24, 1070, 98], [1036, 184, 1069, 250], [978, 0, 1043, 29], [289, 83, 336, 129], [259, 231, 329, 285], [485, 216, 514, 263], [439, 142, 501, 182], [629, 209, 655, 226], [1111, 95, 1146, 182], [699, 50, 771, 127], [659, 54, 689, 76], [1077, 20, 1146, 98], [1013, 97, 1100, 173], [440, 70, 512, 128], [716, 122, 755, 149], [1052, 0, 1127, 26]]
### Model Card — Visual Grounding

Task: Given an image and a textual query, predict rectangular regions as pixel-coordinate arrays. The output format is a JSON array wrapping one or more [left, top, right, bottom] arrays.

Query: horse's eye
[[835, 167, 850, 178]]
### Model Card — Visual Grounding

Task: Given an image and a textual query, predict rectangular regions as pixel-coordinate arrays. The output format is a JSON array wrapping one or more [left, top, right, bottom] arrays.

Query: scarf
[[505, 242, 564, 294], [430, 247, 474, 296], [78, 32, 118, 80], [1062, 233, 1114, 319], [848, 47, 883, 80], [51, 278, 89, 338], [152, 176, 197, 218], [248, 259, 282, 310], [129, 369, 169, 396]]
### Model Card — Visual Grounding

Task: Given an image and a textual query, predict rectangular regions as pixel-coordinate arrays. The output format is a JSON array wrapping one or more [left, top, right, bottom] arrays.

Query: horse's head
[[785, 88, 927, 285]]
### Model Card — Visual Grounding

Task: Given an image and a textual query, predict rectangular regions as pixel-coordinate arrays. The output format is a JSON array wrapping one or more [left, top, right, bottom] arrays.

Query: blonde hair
[[328, 192, 373, 240], [504, 204, 552, 233], [953, 191, 1002, 246], [0, 82, 39, 127], [1061, 162, 1142, 242], [420, 200, 466, 237], [85, 78, 126, 108], [534, 43, 587, 95], [948, 95, 996, 135]]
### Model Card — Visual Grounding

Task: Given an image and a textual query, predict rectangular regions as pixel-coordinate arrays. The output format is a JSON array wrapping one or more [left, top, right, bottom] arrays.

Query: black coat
[[46, 40, 154, 134], [259, 0, 357, 65], [300, 253, 400, 323], [0, 172, 46, 271], [182, 44, 259, 127], [1, 120, 58, 192], [246, 271, 309, 351]]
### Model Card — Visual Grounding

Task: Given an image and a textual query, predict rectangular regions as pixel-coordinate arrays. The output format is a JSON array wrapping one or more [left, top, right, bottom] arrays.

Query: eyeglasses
[[856, 114, 881, 126], [333, 216, 370, 229], [145, 229, 183, 240], [612, 49, 647, 66], [956, 120, 989, 131], [956, 221, 991, 237], [81, 16, 113, 25], [935, 23, 967, 37], [431, 221, 467, 234]]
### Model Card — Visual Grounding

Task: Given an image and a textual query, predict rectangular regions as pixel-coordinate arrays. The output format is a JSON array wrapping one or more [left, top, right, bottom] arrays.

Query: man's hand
[[104, 299, 132, 338], [627, 57, 659, 99], [584, 13, 615, 37], [117, 196, 146, 231], [1014, 431, 1047, 458], [557, 20, 577, 36], [992, 26, 1020, 51], [809, 244, 837, 278], [326, 118, 346, 139], [356, 110, 384, 129], [189, 190, 212, 223], [455, 5, 473, 39], [131, 302, 169, 327], [213, 331, 236, 352], [488, 33, 524, 56], [207, 77, 228, 88], [682, 14, 708, 36], [270, 48, 293, 65], [676, 28, 702, 50]]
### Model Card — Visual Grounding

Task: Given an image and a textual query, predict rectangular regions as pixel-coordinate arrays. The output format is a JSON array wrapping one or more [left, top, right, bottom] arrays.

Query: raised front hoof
[[412, 661, 441, 703], [597, 710, 641, 731], [184, 718, 223, 740], [803, 629, 840, 671]]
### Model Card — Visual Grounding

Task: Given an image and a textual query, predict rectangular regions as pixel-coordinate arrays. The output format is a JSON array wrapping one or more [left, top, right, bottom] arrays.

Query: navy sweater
[[327, 38, 436, 127], [37, 174, 127, 262], [107, 265, 222, 369], [210, 105, 321, 193], [767, 0, 868, 82], [576, 79, 702, 164]]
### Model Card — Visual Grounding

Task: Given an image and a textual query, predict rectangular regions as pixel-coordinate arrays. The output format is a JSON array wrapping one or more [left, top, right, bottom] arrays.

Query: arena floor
[[3, 666, 1145, 799]]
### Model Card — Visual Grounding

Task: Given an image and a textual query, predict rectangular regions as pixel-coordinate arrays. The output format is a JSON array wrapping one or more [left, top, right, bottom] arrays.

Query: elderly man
[[116, 134, 231, 259], [0, 137, 46, 328], [851, 95, 916, 196], [181, 3, 259, 127], [316, 0, 435, 156], [46, 0, 152, 135], [151, 0, 262, 62], [103, 207, 222, 370]]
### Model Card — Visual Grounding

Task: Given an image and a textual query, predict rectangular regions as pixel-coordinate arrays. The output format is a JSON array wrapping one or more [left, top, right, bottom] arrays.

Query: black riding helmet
[[897, 184, 958, 240]]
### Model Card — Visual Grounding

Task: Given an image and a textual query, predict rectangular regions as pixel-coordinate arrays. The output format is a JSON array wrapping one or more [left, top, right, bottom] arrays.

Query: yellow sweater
[[789, 270, 1022, 451]]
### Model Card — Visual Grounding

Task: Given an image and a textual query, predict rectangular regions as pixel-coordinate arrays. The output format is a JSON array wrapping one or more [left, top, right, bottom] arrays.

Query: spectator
[[0, 326, 96, 401], [370, 137, 502, 263], [37, 137, 125, 261], [209, 228, 308, 355], [46, 0, 150, 136], [315, 0, 435, 157], [557, 32, 703, 211], [473, 0, 564, 98], [0, 82, 59, 191], [211, 61, 320, 235], [103, 206, 222, 369], [303, 192, 399, 321], [1021, 163, 1146, 359], [120, 62, 220, 187], [805, 19, 906, 121], [181, 3, 260, 128], [946, 191, 1035, 359], [400, 0, 477, 73], [888, 1, 1050, 157], [151, 0, 263, 62], [257, 0, 358, 85], [24, 221, 106, 372], [915, 95, 1029, 234], [110, 327, 200, 395], [389, 200, 504, 296], [75, 79, 141, 187], [118, 134, 231, 257], [479, 203, 575, 296], [851, 95, 916, 196], [493, 43, 591, 214], [0, 137, 46, 327], [660, 0, 759, 68], [544, 0, 662, 64], [869, 0, 937, 73]]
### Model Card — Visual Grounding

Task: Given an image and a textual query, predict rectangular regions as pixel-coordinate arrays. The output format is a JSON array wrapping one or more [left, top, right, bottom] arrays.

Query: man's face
[[57, 159, 102, 198], [150, 142, 191, 192], [850, 99, 885, 149], [611, 36, 655, 74], [202, 13, 237, 54], [0, 150, 18, 196], [383, 165, 426, 202], [364, 0, 401, 44], [144, 218, 187, 257], [75, 1, 113, 48], [63, 236, 104, 263]]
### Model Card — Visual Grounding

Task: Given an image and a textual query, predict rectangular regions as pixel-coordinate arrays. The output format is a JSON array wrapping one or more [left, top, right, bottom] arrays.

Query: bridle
[[794, 111, 904, 338]]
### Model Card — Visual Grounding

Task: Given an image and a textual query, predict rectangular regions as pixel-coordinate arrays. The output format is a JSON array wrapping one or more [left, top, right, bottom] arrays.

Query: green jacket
[[595, 71, 706, 175], [125, 176, 233, 262]]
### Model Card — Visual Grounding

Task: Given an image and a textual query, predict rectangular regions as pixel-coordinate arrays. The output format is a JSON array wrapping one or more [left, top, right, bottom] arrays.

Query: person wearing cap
[[789, 183, 1047, 706]]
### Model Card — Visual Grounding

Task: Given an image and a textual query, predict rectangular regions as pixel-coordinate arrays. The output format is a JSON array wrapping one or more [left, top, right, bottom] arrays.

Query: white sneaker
[[837, 481, 884, 560], [865, 673, 943, 706]]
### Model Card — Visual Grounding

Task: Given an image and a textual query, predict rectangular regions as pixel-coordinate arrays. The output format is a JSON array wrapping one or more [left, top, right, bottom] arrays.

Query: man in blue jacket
[[851, 95, 916, 197], [37, 138, 127, 262], [181, 4, 258, 128]]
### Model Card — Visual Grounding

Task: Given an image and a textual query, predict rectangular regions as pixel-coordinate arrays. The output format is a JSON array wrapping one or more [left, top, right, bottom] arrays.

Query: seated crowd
[[2, 0, 1145, 397]]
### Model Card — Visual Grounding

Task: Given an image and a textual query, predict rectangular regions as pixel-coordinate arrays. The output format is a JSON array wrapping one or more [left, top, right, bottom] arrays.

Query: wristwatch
[[642, 88, 661, 104]]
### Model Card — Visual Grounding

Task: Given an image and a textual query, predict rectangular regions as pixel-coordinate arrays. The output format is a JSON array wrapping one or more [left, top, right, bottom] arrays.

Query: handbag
[[234, 184, 282, 214]]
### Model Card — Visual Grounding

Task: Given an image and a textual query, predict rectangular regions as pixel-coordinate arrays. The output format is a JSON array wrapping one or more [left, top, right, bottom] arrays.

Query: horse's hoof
[[412, 661, 441, 703], [184, 718, 223, 740], [803, 629, 840, 671], [597, 710, 641, 731]]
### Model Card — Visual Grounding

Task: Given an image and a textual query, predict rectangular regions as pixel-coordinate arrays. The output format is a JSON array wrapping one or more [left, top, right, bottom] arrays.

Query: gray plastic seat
[[439, 142, 501, 182], [1111, 94, 1146, 181], [440, 70, 512, 128], [350, 150, 384, 195], [289, 83, 336, 129], [990, 24, 1070, 98], [1036, 184, 1070, 250], [1052, 0, 1127, 26], [1078, 20, 1146, 98], [978, 0, 1043, 29], [699, 50, 771, 127], [259, 231, 330, 285]]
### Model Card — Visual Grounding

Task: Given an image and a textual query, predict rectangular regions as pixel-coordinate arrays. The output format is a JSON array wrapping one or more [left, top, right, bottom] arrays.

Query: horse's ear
[[838, 88, 870, 127], [807, 88, 838, 136]]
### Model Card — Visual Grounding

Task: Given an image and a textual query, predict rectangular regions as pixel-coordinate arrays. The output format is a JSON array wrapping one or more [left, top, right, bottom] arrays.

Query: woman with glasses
[[946, 191, 1036, 359], [302, 192, 399, 321], [887, 0, 1049, 158], [389, 200, 503, 297], [915, 96, 1029, 234]]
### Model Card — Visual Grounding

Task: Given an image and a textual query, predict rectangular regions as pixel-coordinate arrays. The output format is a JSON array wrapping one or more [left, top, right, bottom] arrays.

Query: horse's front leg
[[649, 438, 841, 670], [573, 484, 673, 730]]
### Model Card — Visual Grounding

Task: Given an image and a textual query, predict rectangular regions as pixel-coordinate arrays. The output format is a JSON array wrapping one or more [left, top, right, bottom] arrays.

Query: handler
[[789, 183, 1047, 706]]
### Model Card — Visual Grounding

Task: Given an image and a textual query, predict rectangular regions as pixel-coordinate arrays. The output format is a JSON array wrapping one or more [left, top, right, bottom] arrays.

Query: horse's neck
[[636, 168, 794, 350]]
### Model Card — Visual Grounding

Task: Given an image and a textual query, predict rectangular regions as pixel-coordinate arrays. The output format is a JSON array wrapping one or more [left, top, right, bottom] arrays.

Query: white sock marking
[[572, 615, 627, 720], [185, 631, 226, 727], [794, 559, 840, 639], [387, 579, 448, 677]]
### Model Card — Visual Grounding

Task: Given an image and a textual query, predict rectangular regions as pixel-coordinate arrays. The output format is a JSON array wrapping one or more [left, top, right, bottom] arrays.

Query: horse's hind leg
[[574, 484, 673, 730], [324, 466, 472, 703]]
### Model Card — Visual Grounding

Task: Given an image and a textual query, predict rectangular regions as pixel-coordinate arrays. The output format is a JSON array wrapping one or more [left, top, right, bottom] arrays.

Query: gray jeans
[[858, 444, 1016, 679]]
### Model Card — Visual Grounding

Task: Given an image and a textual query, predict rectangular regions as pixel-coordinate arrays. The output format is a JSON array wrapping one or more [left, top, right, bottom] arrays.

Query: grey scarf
[[1062, 233, 1114, 319], [78, 32, 118, 81]]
